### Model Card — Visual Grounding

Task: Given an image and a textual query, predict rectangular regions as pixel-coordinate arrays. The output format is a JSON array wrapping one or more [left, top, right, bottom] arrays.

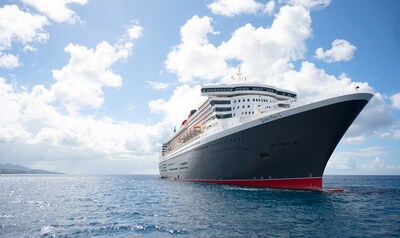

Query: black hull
[[159, 93, 372, 189]]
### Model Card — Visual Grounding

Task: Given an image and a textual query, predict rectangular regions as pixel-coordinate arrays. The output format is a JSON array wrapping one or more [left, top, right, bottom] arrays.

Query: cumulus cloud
[[391, 92, 400, 110], [327, 146, 377, 173], [21, 0, 88, 24], [0, 73, 167, 170], [149, 84, 206, 125], [48, 21, 142, 115], [23, 45, 38, 53], [0, 53, 20, 69], [127, 22, 143, 40], [265, 0, 276, 15], [50, 41, 131, 114], [0, 19, 155, 173], [361, 157, 400, 172], [208, 0, 266, 17], [286, 0, 331, 10], [0, 4, 49, 71], [315, 39, 357, 63], [218, 5, 312, 82], [0, 5, 49, 51], [165, 15, 229, 83], [166, 6, 312, 84], [349, 92, 394, 128]]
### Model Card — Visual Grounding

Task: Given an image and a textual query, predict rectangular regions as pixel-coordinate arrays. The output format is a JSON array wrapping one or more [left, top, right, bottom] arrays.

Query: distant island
[[0, 163, 64, 174]]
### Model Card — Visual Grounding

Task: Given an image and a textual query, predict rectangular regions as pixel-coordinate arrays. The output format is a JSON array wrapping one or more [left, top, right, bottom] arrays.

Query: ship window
[[247, 99, 250, 102], [248, 105, 250, 108], [210, 100, 230, 105], [238, 99, 240, 102], [253, 99, 255, 102], [245, 112, 247, 114], [242, 106, 245, 108], [215, 107, 231, 112], [234, 100, 236, 103], [216, 113, 232, 119], [237, 106, 239, 109]]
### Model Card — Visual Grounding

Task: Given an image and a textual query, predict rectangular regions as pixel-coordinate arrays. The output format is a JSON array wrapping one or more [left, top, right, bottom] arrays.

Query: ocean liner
[[159, 75, 373, 190]]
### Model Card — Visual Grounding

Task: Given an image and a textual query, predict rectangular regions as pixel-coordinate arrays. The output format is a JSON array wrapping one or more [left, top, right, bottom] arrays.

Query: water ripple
[[0, 175, 399, 237]]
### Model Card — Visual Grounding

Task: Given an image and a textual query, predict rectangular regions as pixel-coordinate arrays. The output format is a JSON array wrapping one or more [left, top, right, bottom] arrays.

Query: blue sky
[[0, 0, 399, 175]]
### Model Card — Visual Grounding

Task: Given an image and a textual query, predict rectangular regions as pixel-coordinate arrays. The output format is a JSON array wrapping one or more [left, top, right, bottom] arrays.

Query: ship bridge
[[201, 83, 297, 120]]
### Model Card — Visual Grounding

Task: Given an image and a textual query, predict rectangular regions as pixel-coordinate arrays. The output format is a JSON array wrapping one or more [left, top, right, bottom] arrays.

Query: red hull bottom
[[166, 177, 323, 191]]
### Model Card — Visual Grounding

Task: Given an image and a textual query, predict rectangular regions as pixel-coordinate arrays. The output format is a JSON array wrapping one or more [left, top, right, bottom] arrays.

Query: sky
[[0, 0, 399, 175]]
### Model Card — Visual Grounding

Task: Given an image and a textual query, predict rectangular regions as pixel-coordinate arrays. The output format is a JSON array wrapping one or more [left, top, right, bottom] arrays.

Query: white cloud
[[326, 146, 389, 173], [127, 23, 143, 40], [286, 0, 331, 10], [23, 45, 38, 53], [218, 5, 312, 83], [315, 39, 357, 63], [0, 18, 152, 173], [165, 15, 229, 83], [265, 0, 276, 15], [390, 92, 400, 110], [50, 42, 130, 114], [326, 146, 400, 175], [361, 157, 400, 172], [0, 5, 49, 51], [278, 62, 373, 103], [208, 0, 265, 17], [343, 92, 395, 141], [50, 19, 143, 115], [149, 84, 206, 125], [22, 0, 88, 24], [147, 81, 169, 90], [0, 53, 20, 69], [166, 6, 312, 84], [181, 15, 219, 45], [0, 76, 167, 169]]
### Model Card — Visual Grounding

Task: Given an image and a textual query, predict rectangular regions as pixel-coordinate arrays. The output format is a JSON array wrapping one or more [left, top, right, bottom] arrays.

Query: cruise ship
[[159, 76, 373, 190]]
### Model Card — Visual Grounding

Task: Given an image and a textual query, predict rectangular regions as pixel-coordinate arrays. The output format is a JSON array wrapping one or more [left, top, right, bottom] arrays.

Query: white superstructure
[[161, 83, 297, 161]]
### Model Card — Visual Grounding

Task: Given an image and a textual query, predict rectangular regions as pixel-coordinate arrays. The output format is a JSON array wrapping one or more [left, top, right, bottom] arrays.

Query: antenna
[[231, 66, 247, 82]]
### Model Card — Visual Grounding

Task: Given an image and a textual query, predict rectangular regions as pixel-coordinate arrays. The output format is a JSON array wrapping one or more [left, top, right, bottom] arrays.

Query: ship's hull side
[[159, 93, 372, 190]]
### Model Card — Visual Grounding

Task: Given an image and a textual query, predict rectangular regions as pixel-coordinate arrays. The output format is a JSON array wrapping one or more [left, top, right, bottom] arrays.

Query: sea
[[1, 175, 399, 237]]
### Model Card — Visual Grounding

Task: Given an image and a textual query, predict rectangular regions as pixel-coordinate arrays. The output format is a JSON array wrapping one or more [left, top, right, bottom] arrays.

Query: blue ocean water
[[1, 175, 399, 237]]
